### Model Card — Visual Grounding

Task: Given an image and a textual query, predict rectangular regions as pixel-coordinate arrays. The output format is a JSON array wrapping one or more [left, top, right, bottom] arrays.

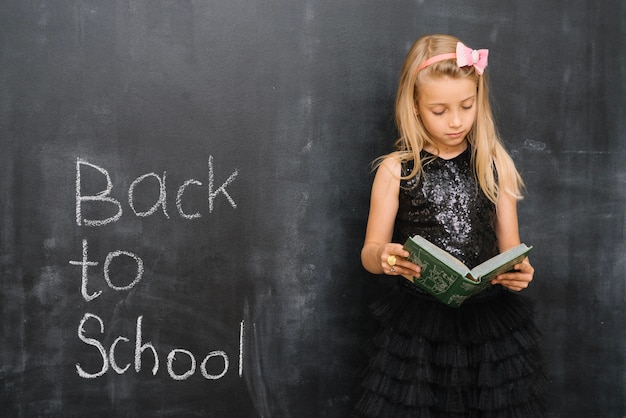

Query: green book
[[402, 235, 533, 308]]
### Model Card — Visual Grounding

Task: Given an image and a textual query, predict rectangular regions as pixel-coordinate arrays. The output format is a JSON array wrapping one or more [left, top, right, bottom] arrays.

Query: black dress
[[354, 148, 547, 417]]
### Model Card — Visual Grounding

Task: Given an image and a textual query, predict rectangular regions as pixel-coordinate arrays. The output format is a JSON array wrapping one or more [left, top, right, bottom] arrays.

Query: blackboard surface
[[1, 1, 624, 417]]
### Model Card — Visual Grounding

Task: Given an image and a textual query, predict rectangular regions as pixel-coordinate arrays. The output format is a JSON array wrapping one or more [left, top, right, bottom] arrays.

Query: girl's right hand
[[379, 243, 421, 279]]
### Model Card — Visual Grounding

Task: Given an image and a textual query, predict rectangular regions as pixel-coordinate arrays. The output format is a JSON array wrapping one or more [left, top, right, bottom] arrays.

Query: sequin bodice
[[394, 147, 498, 268]]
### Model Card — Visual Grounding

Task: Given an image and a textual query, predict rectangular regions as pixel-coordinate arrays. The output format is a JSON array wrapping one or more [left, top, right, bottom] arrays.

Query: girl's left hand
[[491, 259, 534, 292]]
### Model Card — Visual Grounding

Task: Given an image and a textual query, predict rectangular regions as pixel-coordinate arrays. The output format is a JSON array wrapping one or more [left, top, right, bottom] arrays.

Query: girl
[[354, 34, 547, 417]]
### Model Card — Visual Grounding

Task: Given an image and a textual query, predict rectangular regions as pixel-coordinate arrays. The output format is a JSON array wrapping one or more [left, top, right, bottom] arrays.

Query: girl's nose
[[449, 111, 462, 128]]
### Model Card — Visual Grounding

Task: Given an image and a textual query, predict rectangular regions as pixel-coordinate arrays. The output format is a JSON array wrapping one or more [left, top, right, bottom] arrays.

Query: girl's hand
[[379, 243, 421, 278], [491, 258, 534, 291]]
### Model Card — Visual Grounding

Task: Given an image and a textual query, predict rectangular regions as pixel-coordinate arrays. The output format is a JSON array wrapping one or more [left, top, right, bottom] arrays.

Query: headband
[[417, 42, 489, 75]]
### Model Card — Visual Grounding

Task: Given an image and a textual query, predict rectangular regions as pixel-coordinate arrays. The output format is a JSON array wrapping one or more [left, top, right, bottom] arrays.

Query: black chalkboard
[[1, 1, 624, 417]]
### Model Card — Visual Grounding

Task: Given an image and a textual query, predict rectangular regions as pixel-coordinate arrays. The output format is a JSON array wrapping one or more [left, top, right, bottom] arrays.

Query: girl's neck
[[424, 140, 468, 160]]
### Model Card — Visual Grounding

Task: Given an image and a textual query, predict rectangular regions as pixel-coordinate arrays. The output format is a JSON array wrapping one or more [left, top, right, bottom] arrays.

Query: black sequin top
[[393, 147, 498, 269]]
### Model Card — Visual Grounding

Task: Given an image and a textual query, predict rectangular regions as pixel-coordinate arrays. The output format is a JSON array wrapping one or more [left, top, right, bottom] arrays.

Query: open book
[[402, 235, 533, 307]]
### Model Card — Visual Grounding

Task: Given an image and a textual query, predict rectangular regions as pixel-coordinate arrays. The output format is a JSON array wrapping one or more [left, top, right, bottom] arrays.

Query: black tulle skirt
[[353, 280, 547, 418]]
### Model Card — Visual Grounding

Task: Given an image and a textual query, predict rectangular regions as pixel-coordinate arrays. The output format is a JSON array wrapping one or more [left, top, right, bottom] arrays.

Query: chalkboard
[[1, 1, 624, 417]]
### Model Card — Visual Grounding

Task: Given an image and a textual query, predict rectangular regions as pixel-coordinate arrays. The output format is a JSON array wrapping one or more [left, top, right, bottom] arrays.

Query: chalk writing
[[75, 159, 122, 226], [128, 172, 169, 218], [177, 179, 203, 219], [70, 156, 247, 383], [75, 156, 239, 226], [76, 314, 244, 380], [208, 155, 238, 212], [69, 239, 144, 302]]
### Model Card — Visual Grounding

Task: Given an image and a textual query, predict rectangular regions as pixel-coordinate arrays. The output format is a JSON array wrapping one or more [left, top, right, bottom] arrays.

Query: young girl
[[354, 34, 547, 417]]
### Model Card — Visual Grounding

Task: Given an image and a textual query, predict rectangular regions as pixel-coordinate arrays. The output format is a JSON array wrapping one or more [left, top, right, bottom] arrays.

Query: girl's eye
[[462, 103, 474, 110], [432, 110, 445, 116]]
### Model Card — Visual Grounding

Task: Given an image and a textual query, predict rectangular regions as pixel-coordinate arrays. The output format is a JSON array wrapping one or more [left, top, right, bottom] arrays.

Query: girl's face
[[416, 76, 477, 158]]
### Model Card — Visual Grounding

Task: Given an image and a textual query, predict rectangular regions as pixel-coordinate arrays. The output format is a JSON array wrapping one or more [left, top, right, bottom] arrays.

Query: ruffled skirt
[[353, 280, 547, 418]]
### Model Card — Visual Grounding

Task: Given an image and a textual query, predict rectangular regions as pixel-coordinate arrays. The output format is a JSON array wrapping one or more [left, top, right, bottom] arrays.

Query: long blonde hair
[[378, 34, 523, 203]]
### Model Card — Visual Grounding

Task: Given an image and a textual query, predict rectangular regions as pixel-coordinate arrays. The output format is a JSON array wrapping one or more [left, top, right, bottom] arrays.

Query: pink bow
[[456, 42, 489, 75]]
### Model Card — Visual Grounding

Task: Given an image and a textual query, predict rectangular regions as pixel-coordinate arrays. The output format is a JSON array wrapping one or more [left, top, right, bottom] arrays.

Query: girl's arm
[[361, 157, 421, 277], [492, 185, 535, 291]]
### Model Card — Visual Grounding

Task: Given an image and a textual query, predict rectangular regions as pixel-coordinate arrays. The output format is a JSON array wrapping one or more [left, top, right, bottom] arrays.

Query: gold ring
[[387, 255, 396, 266]]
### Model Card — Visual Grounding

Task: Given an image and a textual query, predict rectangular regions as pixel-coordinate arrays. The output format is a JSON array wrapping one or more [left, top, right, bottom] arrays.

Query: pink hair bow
[[416, 42, 489, 74], [456, 42, 489, 75]]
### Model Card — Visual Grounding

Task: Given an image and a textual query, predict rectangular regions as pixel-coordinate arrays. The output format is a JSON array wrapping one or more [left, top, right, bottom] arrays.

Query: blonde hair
[[377, 34, 523, 203]]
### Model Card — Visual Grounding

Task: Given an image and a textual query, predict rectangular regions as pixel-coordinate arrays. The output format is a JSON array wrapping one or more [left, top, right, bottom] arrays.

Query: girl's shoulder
[[376, 152, 403, 173], [376, 155, 402, 178]]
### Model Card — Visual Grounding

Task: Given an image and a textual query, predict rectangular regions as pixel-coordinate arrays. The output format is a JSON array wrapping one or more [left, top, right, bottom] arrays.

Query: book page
[[470, 244, 533, 282], [407, 236, 470, 276]]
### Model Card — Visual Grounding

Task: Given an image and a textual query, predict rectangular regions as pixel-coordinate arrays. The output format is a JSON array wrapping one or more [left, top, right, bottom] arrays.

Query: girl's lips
[[447, 132, 464, 138]]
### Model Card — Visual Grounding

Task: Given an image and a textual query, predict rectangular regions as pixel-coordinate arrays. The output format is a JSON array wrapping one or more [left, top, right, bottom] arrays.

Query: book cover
[[402, 235, 533, 307]]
